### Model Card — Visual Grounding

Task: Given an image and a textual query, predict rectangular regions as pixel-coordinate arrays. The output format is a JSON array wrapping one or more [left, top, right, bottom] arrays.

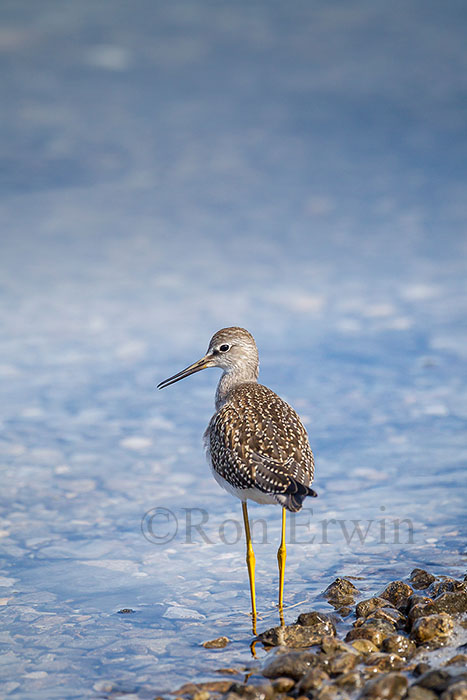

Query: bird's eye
[[219, 344, 230, 352]]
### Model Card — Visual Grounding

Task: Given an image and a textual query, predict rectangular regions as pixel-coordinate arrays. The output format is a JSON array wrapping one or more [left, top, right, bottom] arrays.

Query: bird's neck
[[215, 365, 259, 410]]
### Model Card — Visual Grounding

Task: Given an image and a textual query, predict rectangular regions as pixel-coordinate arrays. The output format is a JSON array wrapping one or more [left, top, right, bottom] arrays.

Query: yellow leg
[[277, 508, 287, 623], [242, 501, 257, 633]]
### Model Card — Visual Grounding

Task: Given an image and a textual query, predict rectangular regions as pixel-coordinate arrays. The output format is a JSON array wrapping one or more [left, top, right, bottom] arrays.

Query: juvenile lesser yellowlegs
[[157, 327, 317, 630]]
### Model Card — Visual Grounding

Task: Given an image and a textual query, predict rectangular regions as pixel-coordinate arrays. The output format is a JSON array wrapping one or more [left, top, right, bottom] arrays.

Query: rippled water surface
[[1, 1, 466, 697]]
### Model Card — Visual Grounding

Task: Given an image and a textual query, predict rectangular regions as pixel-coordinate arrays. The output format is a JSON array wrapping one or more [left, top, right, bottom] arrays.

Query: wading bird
[[157, 327, 317, 631]]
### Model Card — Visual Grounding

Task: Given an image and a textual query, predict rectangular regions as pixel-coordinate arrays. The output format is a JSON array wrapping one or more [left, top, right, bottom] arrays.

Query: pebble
[[258, 624, 325, 648], [409, 600, 436, 624], [296, 667, 330, 693], [405, 686, 438, 700], [382, 634, 416, 658], [445, 655, 467, 667], [321, 637, 356, 655], [431, 591, 467, 616], [356, 596, 394, 619], [359, 671, 408, 699], [323, 578, 359, 612], [345, 619, 395, 647], [202, 636, 230, 649], [350, 639, 379, 654], [315, 686, 348, 700], [410, 613, 454, 645], [271, 677, 295, 692], [379, 580, 414, 611], [334, 671, 364, 689], [327, 651, 360, 676], [362, 606, 406, 628], [364, 652, 405, 673], [176, 681, 233, 695], [410, 569, 437, 590], [428, 579, 466, 596], [414, 669, 451, 693], [262, 651, 319, 680], [414, 663, 432, 676], [440, 681, 467, 700], [296, 610, 336, 636]]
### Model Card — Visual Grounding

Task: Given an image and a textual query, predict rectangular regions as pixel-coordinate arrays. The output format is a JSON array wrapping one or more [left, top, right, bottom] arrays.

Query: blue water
[[1, 1, 466, 697]]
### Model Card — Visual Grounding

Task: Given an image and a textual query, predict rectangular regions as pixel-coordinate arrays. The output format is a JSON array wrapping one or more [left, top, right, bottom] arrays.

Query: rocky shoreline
[[170, 569, 467, 700]]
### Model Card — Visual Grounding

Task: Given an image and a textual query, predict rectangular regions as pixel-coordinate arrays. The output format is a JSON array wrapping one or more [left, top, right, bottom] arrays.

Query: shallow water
[[1, 1, 467, 697]]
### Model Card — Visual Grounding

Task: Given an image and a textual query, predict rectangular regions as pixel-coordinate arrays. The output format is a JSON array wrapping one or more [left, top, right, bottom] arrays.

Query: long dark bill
[[157, 356, 211, 390]]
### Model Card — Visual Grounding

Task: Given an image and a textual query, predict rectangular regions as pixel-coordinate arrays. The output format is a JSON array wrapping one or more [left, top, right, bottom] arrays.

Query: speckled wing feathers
[[208, 383, 315, 511]]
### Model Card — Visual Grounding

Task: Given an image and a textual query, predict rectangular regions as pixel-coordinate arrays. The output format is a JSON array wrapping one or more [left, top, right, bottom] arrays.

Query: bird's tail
[[276, 480, 318, 513]]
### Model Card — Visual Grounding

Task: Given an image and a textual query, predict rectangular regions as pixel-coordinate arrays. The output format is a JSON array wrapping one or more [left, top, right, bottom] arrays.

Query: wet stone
[[405, 687, 438, 700], [323, 578, 359, 610], [350, 639, 379, 654], [315, 686, 349, 700], [440, 680, 467, 700], [363, 606, 406, 628], [202, 636, 230, 649], [335, 671, 364, 690], [176, 681, 234, 695], [428, 579, 467, 597], [258, 624, 323, 648], [327, 651, 360, 676], [337, 606, 352, 617], [431, 591, 467, 616], [410, 569, 437, 590], [296, 667, 330, 693], [408, 594, 433, 611], [445, 654, 467, 667], [321, 637, 356, 655], [382, 633, 416, 658], [271, 677, 295, 693], [296, 610, 336, 637], [414, 663, 432, 677], [364, 651, 405, 673], [359, 671, 408, 699], [345, 619, 396, 648], [193, 692, 210, 700], [414, 669, 451, 692], [379, 581, 414, 611], [227, 682, 274, 700], [262, 651, 319, 680], [356, 597, 395, 619], [411, 613, 454, 645], [409, 600, 436, 625]]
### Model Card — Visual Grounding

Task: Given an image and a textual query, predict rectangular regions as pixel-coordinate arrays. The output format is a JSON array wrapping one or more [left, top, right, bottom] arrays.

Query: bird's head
[[157, 327, 259, 389]]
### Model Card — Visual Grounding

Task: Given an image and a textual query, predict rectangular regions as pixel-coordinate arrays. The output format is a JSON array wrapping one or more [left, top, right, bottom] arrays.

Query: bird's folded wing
[[211, 402, 313, 494]]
